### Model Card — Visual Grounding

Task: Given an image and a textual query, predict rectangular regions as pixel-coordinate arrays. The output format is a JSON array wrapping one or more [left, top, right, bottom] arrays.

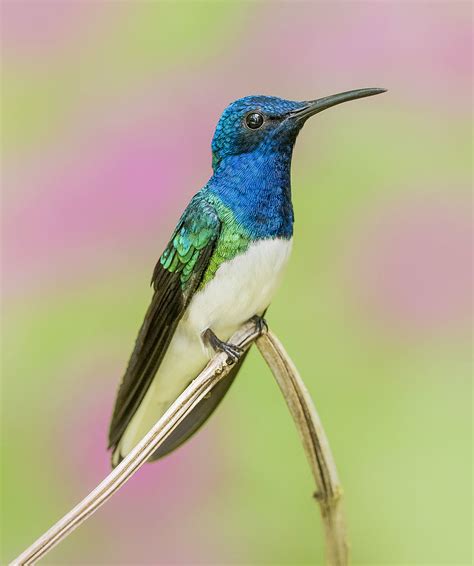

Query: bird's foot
[[249, 314, 268, 335], [202, 328, 243, 365]]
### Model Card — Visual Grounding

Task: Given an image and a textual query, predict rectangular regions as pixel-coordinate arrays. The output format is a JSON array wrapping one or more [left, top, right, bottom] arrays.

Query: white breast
[[116, 237, 293, 460], [183, 236, 293, 339]]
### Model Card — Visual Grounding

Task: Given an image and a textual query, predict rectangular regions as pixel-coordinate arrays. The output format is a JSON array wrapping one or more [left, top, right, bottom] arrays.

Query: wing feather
[[108, 197, 221, 453]]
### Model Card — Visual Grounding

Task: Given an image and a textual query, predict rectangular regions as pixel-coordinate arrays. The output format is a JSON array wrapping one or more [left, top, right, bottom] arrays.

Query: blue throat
[[206, 144, 295, 240]]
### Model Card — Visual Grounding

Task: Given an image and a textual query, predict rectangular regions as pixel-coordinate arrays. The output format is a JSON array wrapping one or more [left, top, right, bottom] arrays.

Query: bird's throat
[[208, 147, 295, 240]]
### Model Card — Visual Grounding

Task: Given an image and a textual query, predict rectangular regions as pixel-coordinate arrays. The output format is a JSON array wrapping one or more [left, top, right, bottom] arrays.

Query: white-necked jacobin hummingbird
[[109, 88, 386, 466]]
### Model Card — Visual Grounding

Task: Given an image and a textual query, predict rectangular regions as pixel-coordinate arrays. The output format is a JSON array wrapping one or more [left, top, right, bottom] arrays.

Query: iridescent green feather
[[159, 194, 250, 291], [199, 227, 249, 287], [159, 196, 221, 289]]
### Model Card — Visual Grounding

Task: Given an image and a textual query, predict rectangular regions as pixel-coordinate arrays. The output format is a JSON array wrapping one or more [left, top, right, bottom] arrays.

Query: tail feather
[[110, 350, 249, 467]]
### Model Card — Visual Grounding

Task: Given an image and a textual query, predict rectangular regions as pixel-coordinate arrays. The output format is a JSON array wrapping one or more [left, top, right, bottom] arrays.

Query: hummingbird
[[108, 88, 386, 467]]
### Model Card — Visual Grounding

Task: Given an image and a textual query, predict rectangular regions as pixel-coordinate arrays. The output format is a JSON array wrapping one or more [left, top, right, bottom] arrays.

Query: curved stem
[[10, 325, 349, 566], [10, 322, 260, 566], [256, 331, 349, 566]]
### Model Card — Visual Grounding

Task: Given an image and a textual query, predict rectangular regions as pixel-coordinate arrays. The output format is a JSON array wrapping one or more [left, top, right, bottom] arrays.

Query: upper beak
[[290, 88, 386, 122]]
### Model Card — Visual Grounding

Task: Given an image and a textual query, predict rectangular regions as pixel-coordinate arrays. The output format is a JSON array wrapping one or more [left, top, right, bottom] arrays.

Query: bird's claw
[[221, 343, 244, 365], [249, 315, 268, 335], [202, 328, 243, 365]]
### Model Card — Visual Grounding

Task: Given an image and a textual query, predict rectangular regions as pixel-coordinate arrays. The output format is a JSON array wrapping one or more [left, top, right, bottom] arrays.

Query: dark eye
[[245, 112, 264, 130]]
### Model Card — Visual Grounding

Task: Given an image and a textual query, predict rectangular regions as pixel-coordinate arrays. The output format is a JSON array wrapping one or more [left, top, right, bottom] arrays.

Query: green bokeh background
[[1, 1, 472, 564]]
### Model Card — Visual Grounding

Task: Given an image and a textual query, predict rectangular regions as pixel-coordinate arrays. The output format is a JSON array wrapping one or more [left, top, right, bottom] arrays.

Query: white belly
[[116, 237, 292, 460], [184, 236, 293, 338]]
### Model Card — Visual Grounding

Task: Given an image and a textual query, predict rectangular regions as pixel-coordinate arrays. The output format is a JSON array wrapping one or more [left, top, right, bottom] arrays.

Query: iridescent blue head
[[207, 88, 385, 239], [211, 89, 386, 171], [211, 96, 305, 170]]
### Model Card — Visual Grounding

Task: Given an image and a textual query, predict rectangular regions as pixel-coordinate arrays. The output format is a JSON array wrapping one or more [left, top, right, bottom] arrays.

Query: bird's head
[[211, 88, 386, 171]]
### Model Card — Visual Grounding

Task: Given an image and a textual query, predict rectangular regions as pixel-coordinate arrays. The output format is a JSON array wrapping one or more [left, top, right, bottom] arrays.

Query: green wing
[[158, 201, 221, 291], [108, 196, 221, 458]]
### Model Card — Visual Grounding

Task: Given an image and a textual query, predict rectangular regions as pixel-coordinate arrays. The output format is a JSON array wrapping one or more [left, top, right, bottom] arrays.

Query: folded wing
[[108, 196, 221, 459]]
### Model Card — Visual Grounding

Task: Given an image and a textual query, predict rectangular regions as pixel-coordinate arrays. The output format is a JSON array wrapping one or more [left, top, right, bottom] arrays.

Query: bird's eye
[[245, 112, 264, 130]]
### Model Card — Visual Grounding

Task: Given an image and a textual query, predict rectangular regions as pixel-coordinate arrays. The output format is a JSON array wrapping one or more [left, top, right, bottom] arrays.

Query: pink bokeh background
[[2, 1, 472, 564]]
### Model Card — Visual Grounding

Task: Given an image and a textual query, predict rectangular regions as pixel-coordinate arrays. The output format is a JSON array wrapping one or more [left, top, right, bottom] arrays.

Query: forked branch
[[10, 323, 348, 565]]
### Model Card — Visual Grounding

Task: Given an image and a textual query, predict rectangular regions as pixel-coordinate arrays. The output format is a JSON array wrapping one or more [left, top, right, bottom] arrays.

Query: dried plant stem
[[10, 322, 259, 566], [256, 331, 349, 566], [11, 324, 348, 566]]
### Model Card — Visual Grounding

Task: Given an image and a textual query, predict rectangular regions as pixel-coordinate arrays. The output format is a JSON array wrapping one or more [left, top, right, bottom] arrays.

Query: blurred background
[[1, 1, 472, 564]]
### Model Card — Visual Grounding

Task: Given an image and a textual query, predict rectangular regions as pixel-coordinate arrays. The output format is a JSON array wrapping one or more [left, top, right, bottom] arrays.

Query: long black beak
[[291, 88, 386, 122]]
